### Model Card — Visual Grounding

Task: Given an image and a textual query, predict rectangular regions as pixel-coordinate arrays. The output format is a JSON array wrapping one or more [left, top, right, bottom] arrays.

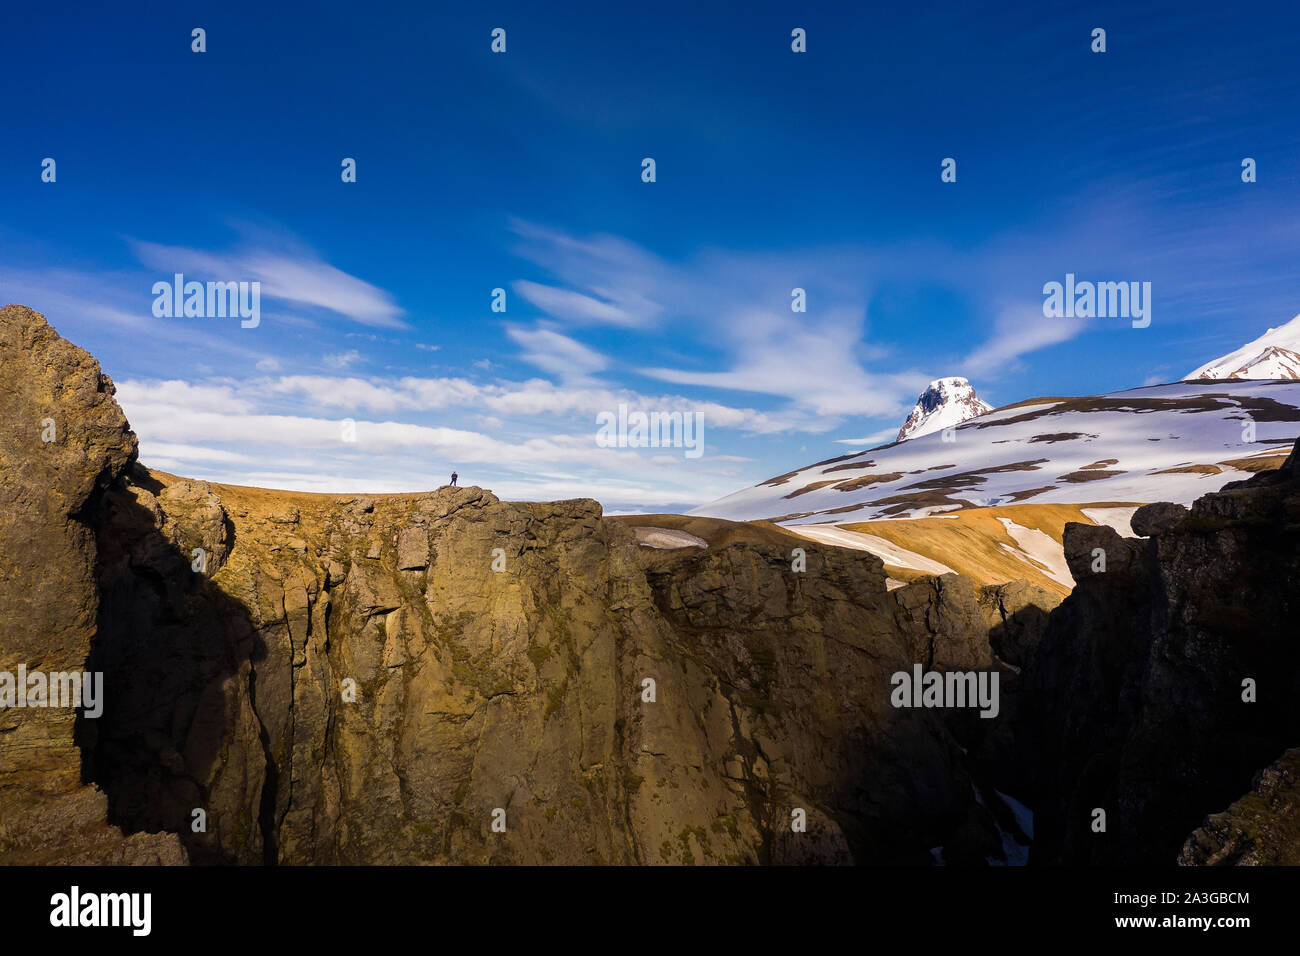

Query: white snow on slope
[[789, 525, 956, 574], [1187, 314, 1300, 380], [633, 527, 709, 549], [1080, 506, 1139, 537], [694, 380, 1300, 524], [996, 518, 1072, 587]]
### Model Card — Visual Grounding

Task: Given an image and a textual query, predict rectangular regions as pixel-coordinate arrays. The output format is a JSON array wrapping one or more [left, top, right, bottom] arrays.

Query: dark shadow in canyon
[[74, 472, 273, 865]]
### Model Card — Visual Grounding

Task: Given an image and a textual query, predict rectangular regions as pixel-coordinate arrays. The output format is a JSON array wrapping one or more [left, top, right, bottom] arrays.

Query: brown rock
[[0, 304, 185, 864]]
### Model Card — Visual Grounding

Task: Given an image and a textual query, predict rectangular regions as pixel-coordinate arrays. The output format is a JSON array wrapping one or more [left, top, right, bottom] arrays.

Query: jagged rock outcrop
[[1023, 437, 1300, 864], [1129, 501, 1189, 538], [1, 305, 1055, 866], [0, 304, 186, 863], [1179, 748, 1300, 865]]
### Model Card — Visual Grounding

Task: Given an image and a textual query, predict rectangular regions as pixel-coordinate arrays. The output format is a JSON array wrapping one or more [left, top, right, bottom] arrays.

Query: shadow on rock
[[78, 467, 271, 865]]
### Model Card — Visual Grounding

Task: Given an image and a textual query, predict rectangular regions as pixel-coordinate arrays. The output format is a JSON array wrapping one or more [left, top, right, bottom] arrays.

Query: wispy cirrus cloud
[[510, 220, 668, 328], [512, 279, 638, 327], [963, 305, 1084, 377], [129, 232, 407, 329], [506, 221, 1165, 429], [505, 324, 608, 381], [642, 304, 924, 420], [509, 223, 930, 423]]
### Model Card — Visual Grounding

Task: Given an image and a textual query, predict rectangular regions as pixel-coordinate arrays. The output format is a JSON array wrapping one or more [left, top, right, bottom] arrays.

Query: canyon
[[2, 303, 1297, 866]]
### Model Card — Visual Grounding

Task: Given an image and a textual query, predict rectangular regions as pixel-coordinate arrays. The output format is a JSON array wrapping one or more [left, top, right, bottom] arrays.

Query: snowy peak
[[1186, 314, 1300, 380], [896, 377, 993, 442]]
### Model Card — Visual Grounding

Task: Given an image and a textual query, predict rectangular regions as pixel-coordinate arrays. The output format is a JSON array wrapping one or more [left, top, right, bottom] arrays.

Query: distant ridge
[[1186, 313, 1300, 380]]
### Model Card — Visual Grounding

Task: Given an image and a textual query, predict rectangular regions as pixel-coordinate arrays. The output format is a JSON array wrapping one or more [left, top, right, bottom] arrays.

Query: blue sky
[[3, 0, 1299, 510]]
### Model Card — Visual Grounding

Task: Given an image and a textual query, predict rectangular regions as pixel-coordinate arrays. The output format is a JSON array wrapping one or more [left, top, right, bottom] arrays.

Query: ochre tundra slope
[[836, 503, 1139, 597]]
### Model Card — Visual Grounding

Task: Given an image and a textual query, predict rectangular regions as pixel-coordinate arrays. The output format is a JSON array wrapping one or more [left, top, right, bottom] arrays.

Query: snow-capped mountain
[[896, 377, 993, 441], [1186, 313, 1300, 380], [693, 379, 1300, 525]]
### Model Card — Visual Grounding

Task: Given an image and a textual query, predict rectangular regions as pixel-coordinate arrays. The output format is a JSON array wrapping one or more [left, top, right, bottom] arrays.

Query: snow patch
[[632, 527, 709, 549], [1081, 506, 1140, 537], [791, 525, 956, 575], [996, 518, 1073, 587]]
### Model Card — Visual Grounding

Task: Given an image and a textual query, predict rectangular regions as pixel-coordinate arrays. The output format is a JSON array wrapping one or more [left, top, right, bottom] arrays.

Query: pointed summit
[[896, 377, 992, 442]]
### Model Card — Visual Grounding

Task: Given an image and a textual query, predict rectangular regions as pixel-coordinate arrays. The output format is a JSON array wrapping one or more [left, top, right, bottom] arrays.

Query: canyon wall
[[1024, 443, 1300, 863]]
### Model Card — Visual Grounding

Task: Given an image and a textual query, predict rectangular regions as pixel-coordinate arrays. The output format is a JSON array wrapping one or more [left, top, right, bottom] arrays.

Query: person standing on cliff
[[450, 471, 458, 487]]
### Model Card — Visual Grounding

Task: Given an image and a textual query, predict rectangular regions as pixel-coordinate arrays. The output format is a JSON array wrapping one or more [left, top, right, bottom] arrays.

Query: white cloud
[[138, 442, 254, 464], [963, 306, 1084, 376], [116, 380, 257, 414], [251, 372, 791, 433], [505, 325, 609, 380], [130, 237, 407, 329], [113, 369, 772, 508], [644, 305, 923, 421], [512, 279, 638, 327], [510, 223, 928, 424], [322, 349, 362, 369], [0, 267, 270, 361], [834, 426, 901, 446], [510, 220, 668, 328]]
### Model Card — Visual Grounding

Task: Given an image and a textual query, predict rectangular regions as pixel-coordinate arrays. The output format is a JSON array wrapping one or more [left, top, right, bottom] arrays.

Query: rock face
[[1023, 437, 1300, 864], [1129, 501, 1189, 538], [895, 377, 993, 442], [1179, 748, 1300, 865], [89, 477, 1050, 865], [0, 304, 186, 863], [0, 305, 1052, 866]]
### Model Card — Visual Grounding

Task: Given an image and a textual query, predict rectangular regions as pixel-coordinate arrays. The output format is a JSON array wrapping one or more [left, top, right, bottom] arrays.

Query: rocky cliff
[[1023, 442, 1300, 864], [0, 305, 1049, 865], [0, 305, 184, 863]]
